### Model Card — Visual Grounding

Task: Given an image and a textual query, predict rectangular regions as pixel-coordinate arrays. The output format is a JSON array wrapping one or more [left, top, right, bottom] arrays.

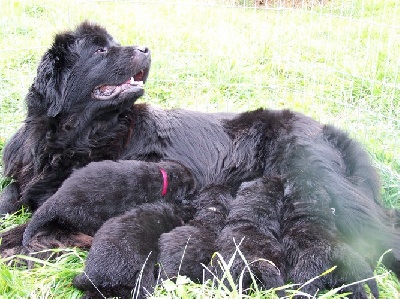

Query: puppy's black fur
[[209, 177, 286, 296], [0, 22, 399, 297], [0, 182, 20, 215], [73, 203, 183, 299], [158, 185, 232, 282], [22, 160, 195, 242], [282, 185, 378, 298]]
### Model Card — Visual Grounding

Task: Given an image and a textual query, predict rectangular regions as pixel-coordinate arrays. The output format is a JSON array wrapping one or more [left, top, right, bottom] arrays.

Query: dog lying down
[[0, 22, 399, 299], [75, 180, 281, 299], [47, 177, 378, 298], [22, 160, 196, 239]]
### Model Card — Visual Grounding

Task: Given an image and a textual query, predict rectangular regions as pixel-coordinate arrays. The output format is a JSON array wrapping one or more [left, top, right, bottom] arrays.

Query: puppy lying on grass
[[73, 202, 184, 299], [1, 21, 399, 299], [208, 177, 286, 297], [158, 185, 232, 282], [22, 160, 195, 241]]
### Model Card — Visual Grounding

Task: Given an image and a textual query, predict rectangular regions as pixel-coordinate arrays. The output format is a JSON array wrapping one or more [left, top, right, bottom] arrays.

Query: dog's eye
[[94, 47, 107, 54]]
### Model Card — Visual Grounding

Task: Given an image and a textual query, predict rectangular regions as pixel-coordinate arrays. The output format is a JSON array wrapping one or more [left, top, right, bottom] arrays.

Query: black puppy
[[158, 185, 232, 282], [1, 22, 399, 297], [73, 202, 184, 299], [209, 177, 286, 296], [22, 160, 195, 242], [282, 184, 379, 298]]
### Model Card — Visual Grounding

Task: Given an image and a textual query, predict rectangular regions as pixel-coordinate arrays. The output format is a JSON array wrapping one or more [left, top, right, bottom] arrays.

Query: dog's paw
[[0, 182, 21, 215], [73, 274, 103, 299], [208, 253, 285, 297], [330, 244, 378, 298], [235, 258, 285, 296], [73, 273, 133, 299]]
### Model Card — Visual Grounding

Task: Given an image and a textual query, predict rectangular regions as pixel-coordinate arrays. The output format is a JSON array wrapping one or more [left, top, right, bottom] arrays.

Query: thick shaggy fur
[[281, 178, 379, 297], [1, 22, 151, 213], [209, 177, 286, 296], [0, 22, 399, 298], [22, 160, 195, 241], [73, 203, 183, 299], [75, 186, 231, 298], [158, 185, 232, 282]]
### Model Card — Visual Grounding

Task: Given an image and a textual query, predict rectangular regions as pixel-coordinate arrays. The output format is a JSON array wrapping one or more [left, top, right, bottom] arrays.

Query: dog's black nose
[[136, 46, 149, 54]]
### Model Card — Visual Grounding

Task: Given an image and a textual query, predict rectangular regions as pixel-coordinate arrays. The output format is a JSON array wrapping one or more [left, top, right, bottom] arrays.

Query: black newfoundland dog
[[1, 22, 399, 298]]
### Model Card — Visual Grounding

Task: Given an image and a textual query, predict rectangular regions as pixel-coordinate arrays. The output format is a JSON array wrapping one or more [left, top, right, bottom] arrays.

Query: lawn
[[0, 0, 399, 298]]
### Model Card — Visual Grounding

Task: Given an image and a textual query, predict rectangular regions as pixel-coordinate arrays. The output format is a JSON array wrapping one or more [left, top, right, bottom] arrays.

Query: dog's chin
[[118, 87, 145, 103]]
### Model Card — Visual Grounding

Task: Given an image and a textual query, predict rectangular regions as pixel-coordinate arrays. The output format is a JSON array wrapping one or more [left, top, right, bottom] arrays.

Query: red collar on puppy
[[160, 168, 168, 196]]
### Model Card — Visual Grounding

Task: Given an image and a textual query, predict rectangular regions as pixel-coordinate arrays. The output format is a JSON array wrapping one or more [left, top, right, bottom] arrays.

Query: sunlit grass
[[0, 249, 86, 299]]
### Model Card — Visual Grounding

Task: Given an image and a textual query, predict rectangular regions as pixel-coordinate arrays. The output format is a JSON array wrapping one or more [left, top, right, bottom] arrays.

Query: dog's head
[[29, 21, 151, 117]]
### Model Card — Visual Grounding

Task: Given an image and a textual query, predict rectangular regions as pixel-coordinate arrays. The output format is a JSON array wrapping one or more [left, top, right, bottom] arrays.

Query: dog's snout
[[136, 46, 149, 54]]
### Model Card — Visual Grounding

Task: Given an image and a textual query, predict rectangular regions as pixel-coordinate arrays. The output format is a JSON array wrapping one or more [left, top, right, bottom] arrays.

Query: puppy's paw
[[330, 244, 378, 299], [209, 254, 285, 297], [0, 182, 21, 215], [241, 258, 285, 296], [72, 273, 91, 290]]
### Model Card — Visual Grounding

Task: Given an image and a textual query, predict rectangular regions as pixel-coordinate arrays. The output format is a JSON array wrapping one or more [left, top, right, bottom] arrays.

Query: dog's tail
[[22, 206, 57, 246], [323, 124, 400, 279], [322, 124, 381, 202]]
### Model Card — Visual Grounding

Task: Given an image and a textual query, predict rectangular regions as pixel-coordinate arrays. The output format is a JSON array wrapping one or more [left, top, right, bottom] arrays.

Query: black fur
[[158, 185, 232, 282], [0, 182, 20, 215], [282, 182, 379, 297], [22, 160, 195, 242], [1, 21, 151, 212], [0, 22, 399, 298], [73, 202, 183, 299], [209, 177, 286, 296]]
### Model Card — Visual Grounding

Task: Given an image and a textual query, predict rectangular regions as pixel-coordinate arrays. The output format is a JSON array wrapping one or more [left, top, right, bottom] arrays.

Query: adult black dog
[[1, 22, 399, 298]]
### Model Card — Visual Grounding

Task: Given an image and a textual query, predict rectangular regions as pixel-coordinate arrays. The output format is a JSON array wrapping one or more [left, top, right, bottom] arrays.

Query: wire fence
[[0, 0, 399, 180]]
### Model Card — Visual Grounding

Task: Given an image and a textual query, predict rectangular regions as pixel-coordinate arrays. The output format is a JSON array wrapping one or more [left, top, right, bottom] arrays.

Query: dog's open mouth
[[92, 69, 146, 101]]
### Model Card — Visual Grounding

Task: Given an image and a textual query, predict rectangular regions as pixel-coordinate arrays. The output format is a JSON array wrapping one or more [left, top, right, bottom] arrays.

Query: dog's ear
[[49, 33, 76, 71], [30, 33, 76, 117], [47, 33, 79, 117]]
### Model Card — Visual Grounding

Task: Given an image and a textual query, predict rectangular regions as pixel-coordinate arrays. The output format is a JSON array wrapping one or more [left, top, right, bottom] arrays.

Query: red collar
[[160, 168, 168, 196]]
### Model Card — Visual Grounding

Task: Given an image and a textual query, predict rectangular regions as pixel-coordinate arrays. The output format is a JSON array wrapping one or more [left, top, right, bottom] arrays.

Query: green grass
[[0, 249, 86, 298], [0, 0, 399, 297]]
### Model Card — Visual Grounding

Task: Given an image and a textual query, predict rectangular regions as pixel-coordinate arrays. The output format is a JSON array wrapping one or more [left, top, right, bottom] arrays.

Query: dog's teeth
[[129, 78, 144, 87]]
